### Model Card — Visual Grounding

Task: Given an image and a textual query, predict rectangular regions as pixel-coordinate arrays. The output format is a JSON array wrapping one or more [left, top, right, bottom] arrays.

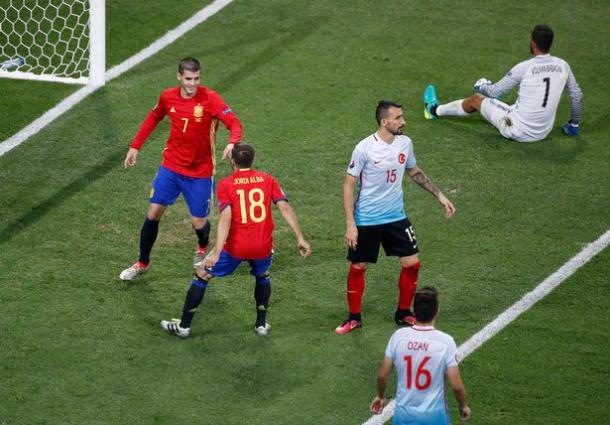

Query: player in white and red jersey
[[161, 144, 311, 338], [335, 101, 456, 334], [119, 57, 243, 281], [424, 24, 582, 142], [370, 287, 471, 424]]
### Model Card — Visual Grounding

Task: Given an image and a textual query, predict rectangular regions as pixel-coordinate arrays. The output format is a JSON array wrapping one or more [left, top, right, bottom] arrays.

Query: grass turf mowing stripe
[[362, 229, 610, 425], [0, 0, 234, 158]]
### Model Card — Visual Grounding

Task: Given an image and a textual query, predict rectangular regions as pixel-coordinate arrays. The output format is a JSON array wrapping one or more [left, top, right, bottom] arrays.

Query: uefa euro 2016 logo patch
[[349, 160, 355, 169]]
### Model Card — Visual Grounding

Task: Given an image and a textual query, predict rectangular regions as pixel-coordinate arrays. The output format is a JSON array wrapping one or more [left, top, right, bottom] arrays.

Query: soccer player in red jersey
[[161, 144, 311, 337], [119, 57, 243, 281]]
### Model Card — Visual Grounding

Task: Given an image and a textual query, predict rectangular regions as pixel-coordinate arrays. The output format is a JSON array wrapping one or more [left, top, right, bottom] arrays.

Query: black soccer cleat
[[395, 309, 416, 326]]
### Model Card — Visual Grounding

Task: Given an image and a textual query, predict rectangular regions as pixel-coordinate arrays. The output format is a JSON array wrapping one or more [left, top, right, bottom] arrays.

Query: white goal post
[[0, 0, 105, 87]]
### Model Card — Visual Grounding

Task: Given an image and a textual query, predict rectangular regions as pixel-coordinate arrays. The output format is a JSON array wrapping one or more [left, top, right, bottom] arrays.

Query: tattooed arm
[[407, 166, 456, 218]]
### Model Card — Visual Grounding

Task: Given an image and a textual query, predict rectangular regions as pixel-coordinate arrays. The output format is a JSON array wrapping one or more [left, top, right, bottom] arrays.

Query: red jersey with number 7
[[217, 169, 287, 259], [130, 86, 242, 178]]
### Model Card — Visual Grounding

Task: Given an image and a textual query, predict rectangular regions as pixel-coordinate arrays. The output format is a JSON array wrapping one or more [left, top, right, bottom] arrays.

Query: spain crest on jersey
[[193, 104, 204, 118]]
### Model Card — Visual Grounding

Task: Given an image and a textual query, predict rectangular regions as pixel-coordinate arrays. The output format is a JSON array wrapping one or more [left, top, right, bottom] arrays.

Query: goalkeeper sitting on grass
[[423, 24, 582, 143]]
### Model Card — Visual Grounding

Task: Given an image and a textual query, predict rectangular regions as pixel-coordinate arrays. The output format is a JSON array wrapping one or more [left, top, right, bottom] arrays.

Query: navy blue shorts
[[150, 166, 212, 218], [205, 250, 272, 278]]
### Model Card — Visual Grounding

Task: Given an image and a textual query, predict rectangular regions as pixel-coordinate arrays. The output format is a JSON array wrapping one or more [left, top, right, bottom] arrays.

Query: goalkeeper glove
[[561, 121, 580, 136], [473, 78, 492, 93]]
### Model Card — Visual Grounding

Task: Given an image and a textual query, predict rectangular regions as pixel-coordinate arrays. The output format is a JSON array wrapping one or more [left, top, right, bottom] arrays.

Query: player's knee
[[351, 262, 368, 271], [191, 217, 208, 230], [465, 94, 484, 111], [400, 255, 420, 268], [147, 203, 166, 220], [195, 268, 213, 282]]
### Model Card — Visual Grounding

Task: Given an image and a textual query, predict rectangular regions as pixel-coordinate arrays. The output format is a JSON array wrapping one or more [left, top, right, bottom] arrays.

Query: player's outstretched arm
[[276, 201, 311, 257], [447, 366, 471, 421], [202, 206, 232, 269], [343, 174, 359, 250], [129, 96, 167, 155], [370, 357, 393, 414], [407, 166, 455, 218], [222, 143, 236, 160], [214, 99, 242, 160], [475, 62, 524, 100], [124, 148, 139, 168]]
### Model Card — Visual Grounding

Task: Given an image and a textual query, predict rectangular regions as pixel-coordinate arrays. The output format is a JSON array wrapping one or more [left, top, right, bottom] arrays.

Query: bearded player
[[120, 57, 243, 280], [336, 100, 455, 335], [424, 24, 583, 142], [161, 144, 311, 337]]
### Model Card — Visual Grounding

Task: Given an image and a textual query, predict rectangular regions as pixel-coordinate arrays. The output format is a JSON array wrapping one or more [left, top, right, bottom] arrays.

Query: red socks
[[398, 261, 421, 310], [346, 261, 421, 315], [346, 264, 366, 314]]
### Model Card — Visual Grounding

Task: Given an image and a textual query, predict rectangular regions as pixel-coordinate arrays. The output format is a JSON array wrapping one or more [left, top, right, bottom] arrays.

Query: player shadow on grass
[[439, 119, 589, 165], [0, 15, 328, 246], [0, 149, 124, 245]]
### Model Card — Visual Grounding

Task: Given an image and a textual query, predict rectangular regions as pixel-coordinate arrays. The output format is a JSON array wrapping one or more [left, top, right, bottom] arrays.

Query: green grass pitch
[[0, 1, 609, 424]]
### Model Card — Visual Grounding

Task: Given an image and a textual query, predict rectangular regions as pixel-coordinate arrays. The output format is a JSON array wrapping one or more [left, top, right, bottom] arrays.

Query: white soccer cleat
[[119, 261, 149, 281], [254, 322, 271, 336], [161, 319, 190, 338]]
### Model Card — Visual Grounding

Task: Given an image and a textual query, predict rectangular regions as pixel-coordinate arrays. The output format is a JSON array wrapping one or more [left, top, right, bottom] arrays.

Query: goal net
[[0, 0, 105, 86]]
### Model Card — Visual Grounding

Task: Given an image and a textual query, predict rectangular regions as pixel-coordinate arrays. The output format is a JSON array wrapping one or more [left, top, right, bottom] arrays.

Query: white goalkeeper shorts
[[480, 98, 536, 142]]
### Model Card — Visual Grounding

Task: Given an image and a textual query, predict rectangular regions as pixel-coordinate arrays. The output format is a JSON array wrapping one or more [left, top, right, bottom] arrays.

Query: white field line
[[0, 0, 234, 158], [363, 229, 610, 425]]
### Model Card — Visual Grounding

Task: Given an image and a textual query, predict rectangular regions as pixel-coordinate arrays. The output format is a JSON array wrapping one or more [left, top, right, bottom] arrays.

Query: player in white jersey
[[335, 101, 455, 335], [370, 287, 471, 424], [423, 24, 582, 142]]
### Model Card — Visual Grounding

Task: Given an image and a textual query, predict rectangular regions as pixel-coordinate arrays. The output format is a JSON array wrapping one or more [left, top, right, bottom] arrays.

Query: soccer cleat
[[423, 84, 439, 120], [254, 322, 271, 336], [335, 319, 362, 335], [193, 246, 207, 269], [395, 309, 416, 326], [561, 121, 580, 136], [161, 319, 190, 338], [119, 261, 149, 281]]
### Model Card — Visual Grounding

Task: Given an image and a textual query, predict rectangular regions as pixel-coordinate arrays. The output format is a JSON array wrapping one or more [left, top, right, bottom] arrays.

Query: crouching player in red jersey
[[161, 144, 311, 337], [119, 57, 243, 281]]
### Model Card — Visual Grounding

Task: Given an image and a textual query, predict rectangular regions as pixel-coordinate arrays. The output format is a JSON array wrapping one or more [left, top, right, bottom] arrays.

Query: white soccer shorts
[[480, 98, 535, 142]]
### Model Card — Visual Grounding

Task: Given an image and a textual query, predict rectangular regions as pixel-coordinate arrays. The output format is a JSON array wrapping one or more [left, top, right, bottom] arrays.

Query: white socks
[[436, 99, 471, 117]]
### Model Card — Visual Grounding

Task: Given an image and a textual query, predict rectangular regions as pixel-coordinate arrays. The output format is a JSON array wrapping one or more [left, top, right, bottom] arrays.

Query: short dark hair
[[413, 286, 439, 323], [376, 100, 402, 125], [232, 143, 255, 168], [531, 25, 553, 53], [178, 57, 201, 74]]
